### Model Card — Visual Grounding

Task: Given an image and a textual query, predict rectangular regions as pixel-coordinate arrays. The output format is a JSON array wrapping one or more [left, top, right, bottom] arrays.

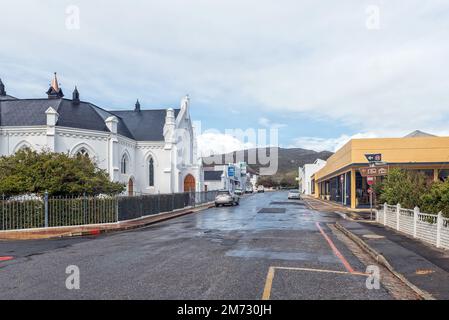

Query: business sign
[[365, 153, 382, 163], [367, 176, 375, 185], [227, 166, 235, 177], [359, 166, 389, 177]]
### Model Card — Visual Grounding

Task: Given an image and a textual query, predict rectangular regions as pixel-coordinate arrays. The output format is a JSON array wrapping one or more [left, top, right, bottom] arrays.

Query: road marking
[[0, 256, 14, 262], [316, 222, 355, 274], [261, 266, 367, 300], [262, 266, 275, 300]]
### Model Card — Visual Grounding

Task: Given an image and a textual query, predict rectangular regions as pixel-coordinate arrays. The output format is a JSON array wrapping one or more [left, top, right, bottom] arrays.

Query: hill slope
[[203, 147, 333, 177]]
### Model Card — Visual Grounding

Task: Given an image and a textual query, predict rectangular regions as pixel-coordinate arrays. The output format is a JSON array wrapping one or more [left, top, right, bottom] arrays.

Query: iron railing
[[0, 191, 218, 231]]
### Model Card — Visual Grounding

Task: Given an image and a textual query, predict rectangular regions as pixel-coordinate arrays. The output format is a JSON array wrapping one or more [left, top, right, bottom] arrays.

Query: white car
[[257, 185, 265, 193], [288, 189, 301, 199], [215, 190, 240, 207]]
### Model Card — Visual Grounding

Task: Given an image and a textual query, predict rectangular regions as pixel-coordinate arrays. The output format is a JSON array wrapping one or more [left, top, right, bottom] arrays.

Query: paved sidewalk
[[302, 195, 372, 220], [338, 220, 449, 300], [0, 202, 214, 240]]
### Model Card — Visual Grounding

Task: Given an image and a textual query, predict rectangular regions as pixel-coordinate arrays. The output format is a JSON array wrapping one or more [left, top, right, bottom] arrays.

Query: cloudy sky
[[1, 1, 449, 155]]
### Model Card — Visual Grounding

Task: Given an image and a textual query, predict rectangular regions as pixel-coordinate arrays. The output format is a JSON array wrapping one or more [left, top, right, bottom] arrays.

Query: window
[[76, 148, 89, 158], [149, 157, 154, 187], [121, 154, 128, 174]]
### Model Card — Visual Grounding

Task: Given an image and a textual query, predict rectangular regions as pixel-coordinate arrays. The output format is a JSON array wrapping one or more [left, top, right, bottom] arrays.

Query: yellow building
[[314, 132, 449, 209]]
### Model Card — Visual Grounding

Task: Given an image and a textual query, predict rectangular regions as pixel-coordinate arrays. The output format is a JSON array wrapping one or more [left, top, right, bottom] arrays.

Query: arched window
[[76, 148, 89, 158], [149, 157, 154, 187], [121, 154, 128, 174]]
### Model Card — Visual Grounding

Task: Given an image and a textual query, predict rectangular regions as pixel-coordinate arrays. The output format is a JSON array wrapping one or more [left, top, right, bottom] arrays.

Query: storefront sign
[[227, 166, 235, 177], [359, 166, 388, 177]]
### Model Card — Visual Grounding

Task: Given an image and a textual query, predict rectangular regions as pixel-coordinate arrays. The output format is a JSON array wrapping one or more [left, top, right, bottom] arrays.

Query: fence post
[[396, 203, 400, 231], [412, 206, 419, 238], [437, 212, 443, 248], [115, 196, 119, 222], [383, 203, 387, 226], [44, 191, 49, 228]]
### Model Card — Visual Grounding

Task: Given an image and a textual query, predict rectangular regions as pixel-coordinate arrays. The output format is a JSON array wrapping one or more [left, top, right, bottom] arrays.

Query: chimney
[[72, 86, 80, 104]]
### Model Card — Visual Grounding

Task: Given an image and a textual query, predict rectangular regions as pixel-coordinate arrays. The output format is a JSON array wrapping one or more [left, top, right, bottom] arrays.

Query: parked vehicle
[[288, 189, 301, 199], [257, 185, 265, 193], [215, 190, 240, 207], [234, 188, 244, 196], [245, 186, 253, 193]]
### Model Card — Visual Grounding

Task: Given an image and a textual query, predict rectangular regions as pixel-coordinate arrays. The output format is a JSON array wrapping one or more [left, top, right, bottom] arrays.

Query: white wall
[[299, 159, 327, 195]]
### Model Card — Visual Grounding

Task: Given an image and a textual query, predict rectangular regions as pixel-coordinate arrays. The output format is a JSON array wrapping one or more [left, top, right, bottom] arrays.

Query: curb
[[335, 222, 435, 300]]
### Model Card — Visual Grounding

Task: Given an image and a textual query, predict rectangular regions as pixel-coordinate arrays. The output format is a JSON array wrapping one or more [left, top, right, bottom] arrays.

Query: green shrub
[[0, 148, 125, 196]]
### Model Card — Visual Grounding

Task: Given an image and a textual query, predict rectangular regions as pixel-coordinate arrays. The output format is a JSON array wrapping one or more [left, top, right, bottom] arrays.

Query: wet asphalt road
[[0, 191, 392, 299]]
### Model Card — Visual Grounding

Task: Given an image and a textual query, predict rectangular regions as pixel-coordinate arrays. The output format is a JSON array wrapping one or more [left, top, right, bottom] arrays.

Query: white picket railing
[[376, 203, 448, 250]]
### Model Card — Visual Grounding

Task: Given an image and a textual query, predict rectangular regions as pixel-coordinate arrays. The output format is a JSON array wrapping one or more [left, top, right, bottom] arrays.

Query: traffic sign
[[367, 176, 375, 185], [365, 153, 382, 163], [359, 166, 388, 177], [227, 166, 235, 177]]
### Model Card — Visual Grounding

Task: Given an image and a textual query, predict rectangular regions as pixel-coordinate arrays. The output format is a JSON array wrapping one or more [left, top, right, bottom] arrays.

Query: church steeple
[[72, 86, 80, 104], [134, 99, 141, 112], [46, 72, 64, 99], [0, 78, 5, 96]]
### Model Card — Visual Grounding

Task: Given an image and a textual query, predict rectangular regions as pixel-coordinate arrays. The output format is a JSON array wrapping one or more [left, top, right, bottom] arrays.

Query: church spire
[[72, 86, 80, 104], [46, 72, 64, 99], [134, 99, 141, 112], [0, 78, 5, 96]]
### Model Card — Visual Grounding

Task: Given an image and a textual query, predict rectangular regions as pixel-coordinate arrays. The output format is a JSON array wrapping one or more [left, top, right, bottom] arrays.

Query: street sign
[[359, 166, 388, 177], [367, 176, 375, 186], [227, 166, 235, 177], [365, 153, 382, 163]]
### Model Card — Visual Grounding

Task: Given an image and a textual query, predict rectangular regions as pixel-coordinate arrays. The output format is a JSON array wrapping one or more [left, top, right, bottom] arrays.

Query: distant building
[[314, 132, 449, 209], [203, 162, 250, 192], [298, 159, 327, 195], [204, 169, 224, 191], [0, 74, 203, 195]]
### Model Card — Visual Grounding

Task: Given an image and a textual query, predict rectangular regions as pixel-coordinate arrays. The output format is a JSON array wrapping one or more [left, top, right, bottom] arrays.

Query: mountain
[[202, 147, 333, 176]]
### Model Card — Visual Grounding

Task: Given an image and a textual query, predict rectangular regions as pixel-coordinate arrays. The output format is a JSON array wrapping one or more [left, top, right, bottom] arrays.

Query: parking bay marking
[[261, 266, 367, 300]]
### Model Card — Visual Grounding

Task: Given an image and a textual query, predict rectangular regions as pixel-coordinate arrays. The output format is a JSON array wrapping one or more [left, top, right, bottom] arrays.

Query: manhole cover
[[362, 234, 385, 239], [258, 208, 286, 213]]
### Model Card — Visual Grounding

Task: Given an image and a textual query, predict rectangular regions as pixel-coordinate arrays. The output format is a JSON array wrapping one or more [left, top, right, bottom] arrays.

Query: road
[[0, 191, 395, 299]]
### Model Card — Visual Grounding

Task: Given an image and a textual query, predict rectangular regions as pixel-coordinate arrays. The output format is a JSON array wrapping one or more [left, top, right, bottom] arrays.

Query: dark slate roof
[[0, 95, 17, 101], [111, 109, 180, 141], [204, 170, 223, 181], [0, 97, 177, 141]]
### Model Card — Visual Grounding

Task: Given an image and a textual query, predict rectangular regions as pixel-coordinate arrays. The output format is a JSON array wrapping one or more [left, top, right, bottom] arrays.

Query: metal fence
[[377, 203, 449, 250], [1, 191, 218, 231]]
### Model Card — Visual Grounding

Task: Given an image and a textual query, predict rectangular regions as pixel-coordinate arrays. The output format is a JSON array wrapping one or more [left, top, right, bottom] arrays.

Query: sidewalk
[[0, 202, 215, 241], [302, 195, 372, 220], [337, 220, 449, 300]]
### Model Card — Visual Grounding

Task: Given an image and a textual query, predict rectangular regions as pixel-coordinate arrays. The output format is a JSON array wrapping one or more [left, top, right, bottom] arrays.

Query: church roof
[[0, 97, 179, 141]]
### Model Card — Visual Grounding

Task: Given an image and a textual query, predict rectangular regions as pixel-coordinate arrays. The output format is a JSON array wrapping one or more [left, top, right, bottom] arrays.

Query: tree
[[420, 181, 449, 216], [0, 148, 125, 196], [377, 168, 427, 209]]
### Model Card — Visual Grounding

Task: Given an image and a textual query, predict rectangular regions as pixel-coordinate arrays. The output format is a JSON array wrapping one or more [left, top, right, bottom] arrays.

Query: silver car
[[288, 189, 301, 199], [215, 190, 240, 207]]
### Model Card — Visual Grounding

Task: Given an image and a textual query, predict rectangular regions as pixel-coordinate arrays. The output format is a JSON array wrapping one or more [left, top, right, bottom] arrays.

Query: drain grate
[[258, 208, 286, 213]]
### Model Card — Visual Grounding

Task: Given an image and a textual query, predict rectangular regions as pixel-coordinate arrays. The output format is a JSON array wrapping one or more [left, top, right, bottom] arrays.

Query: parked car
[[287, 189, 301, 199], [234, 188, 244, 196], [257, 185, 265, 193], [245, 186, 253, 193], [215, 190, 240, 207]]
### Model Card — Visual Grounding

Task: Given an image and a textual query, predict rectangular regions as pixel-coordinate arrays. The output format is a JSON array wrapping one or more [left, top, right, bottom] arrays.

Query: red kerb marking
[[316, 222, 355, 274], [0, 256, 14, 262], [89, 229, 101, 236]]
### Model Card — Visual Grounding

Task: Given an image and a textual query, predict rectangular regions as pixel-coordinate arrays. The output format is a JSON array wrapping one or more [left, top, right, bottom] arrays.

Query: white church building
[[0, 74, 203, 195]]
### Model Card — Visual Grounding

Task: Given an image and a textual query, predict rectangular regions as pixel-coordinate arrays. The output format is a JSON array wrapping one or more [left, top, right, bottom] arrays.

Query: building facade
[[314, 132, 449, 209], [0, 74, 203, 195], [298, 159, 327, 195]]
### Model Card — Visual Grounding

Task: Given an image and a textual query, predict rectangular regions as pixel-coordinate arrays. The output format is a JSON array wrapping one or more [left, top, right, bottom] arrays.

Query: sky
[[1, 0, 449, 155]]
